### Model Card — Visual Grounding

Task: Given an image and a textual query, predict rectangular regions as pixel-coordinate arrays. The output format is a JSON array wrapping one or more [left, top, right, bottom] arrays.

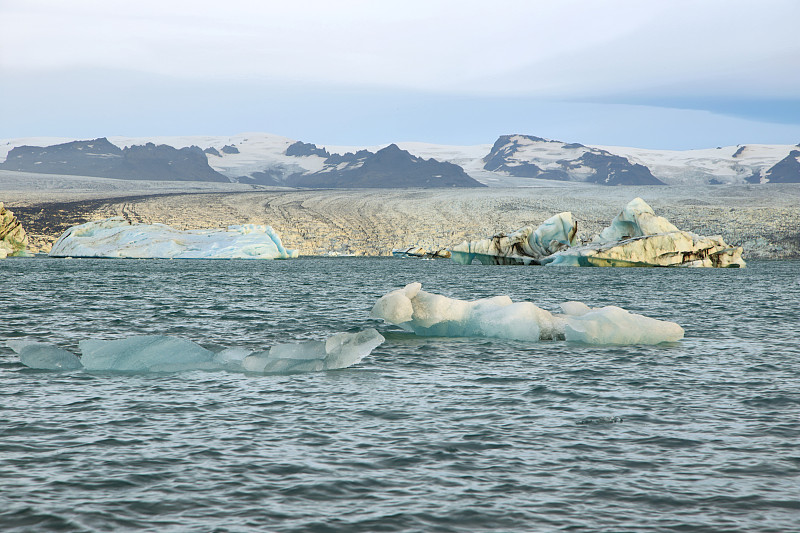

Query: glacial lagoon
[[1, 257, 799, 532]]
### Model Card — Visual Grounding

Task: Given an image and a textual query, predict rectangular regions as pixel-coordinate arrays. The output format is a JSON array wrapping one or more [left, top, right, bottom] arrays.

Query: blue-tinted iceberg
[[7, 340, 83, 370], [242, 329, 385, 374], [79, 335, 219, 372], [371, 283, 684, 345], [11, 330, 383, 374], [48, 217, 299, 259]]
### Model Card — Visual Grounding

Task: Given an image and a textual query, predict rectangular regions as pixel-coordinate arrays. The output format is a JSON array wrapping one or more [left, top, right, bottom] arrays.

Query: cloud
[[3, 0, 798, 98]]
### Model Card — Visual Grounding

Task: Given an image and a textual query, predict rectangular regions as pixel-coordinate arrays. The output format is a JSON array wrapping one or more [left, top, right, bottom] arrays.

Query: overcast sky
[[2, 0, 799, 148]]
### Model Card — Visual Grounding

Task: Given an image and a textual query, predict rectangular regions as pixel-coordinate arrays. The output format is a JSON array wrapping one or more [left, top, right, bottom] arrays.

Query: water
[[2, 258, 799, 532]]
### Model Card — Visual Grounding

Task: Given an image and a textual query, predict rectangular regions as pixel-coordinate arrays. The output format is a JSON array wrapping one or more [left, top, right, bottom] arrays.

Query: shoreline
[[2, 172, 798, 259]]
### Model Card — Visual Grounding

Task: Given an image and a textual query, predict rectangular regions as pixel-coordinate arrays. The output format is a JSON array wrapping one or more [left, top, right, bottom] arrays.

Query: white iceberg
[[7, 340, 83, 370], [48, 217, 299, 259], [371, 283, 684, 345], [450, 212, 578, 265], [242, 329, 385, 374], [450, 198, 744, 268]]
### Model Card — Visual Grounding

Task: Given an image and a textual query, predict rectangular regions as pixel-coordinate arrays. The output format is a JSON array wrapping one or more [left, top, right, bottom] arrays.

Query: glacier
[[450, 198, 745, 268], [9, 330, 384, 374], [48, 217, 299, 259], [371, 283, 684, 345]]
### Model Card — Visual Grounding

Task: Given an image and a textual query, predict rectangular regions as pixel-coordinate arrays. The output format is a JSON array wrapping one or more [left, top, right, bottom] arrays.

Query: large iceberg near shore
[[450, 198, 745, 268], [10, 329, 384, 374], [450, 212, 578, 265], [48, 217, 299, 259], [371, 282, 684, 345]]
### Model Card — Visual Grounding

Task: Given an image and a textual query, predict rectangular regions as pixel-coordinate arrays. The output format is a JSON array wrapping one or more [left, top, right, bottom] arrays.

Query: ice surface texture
[[9, 330, 383, 374], [450, 198, 745, 267], [48, 217, 299, 259], [371, 283, 684, 345]]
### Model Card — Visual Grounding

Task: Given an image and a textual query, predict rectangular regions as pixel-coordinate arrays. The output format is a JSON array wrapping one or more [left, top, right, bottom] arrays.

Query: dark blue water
[[2, 258, 799, 532]]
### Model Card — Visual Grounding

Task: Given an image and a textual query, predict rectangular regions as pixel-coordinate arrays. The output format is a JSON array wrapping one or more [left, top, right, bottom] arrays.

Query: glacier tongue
[[371, 283, 684, 345], [48, 217, 299, 259]]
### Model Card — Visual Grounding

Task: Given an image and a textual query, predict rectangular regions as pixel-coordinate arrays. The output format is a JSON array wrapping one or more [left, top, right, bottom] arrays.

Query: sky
[[1, 0, 799, 149]]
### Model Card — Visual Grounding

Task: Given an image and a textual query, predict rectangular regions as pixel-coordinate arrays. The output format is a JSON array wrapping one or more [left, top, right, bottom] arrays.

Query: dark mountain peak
[[285, 141, 330, 158]]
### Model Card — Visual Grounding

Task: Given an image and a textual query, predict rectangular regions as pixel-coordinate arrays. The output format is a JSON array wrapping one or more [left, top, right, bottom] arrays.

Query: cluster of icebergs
[[11, 282, 685, 374], [48, 217, 298, 260], [450, 198, 745, 268]]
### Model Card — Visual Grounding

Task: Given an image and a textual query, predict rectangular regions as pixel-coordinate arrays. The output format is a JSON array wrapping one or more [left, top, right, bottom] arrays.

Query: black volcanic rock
[[1, 138, 229, 182], [288, 144, 485, 188], [285, 141, 330, 158], [579, 151, 665, 186], [483, 134, 663, 185], [221, 144, 240, 154], [754, 150, 800, 183], [204, 147, 221, 157]]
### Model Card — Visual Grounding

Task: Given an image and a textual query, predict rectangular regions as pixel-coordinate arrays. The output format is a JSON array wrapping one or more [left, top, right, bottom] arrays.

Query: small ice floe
[[371, 282, 684, 345], [48, 217, 298, 259], [7, 340, 83, 370], [9, 330, 384, 374]]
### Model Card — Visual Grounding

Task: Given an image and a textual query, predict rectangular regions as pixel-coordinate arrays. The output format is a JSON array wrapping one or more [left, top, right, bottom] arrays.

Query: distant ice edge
[[371, 283, 684, 345], [9, 329, 384, 374]]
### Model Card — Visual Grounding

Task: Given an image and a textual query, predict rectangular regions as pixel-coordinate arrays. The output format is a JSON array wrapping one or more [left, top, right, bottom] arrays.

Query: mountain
[[2, 133, 798, 187], [482, 134, 665, 185], [746, 148, 800, 183], [0, 138, 228, 182], [288, 144, 485, 188]]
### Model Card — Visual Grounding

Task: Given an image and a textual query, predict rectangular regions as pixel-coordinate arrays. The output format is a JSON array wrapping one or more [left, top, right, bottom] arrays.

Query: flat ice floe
[[10, 330, 384, 374], [48, 217, 298, 259], [371, 283, 684, 345], [450, 198, 745, 267]]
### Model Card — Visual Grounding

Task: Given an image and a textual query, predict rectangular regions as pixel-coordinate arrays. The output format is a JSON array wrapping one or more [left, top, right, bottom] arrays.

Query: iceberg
[[7, 340, 83, 370], [450, 212, 578, 265], [449, 198, 744, 267], [12, 330, 383, 374], [547, 198, 746, 267], [371, 283, 684, 345], [79, 335, 220, 372], [242, 329, 385, 374], [48, 217, 299, 259]]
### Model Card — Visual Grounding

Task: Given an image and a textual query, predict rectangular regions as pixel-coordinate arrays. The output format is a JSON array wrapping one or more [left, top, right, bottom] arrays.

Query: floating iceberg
[[450, 198, 744, 267], [10, 330, 383, 374], [7, 340, 83, 370], [371, 283, 684, 345], [547, 198, 746, 267], [48, 217, 299, 259], [242, 329, 385, 374], [450, 212, 578, 265]]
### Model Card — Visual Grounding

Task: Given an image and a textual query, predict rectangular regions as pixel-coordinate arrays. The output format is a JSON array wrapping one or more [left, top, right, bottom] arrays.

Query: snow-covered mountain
[[1, 132, 798, 186]]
